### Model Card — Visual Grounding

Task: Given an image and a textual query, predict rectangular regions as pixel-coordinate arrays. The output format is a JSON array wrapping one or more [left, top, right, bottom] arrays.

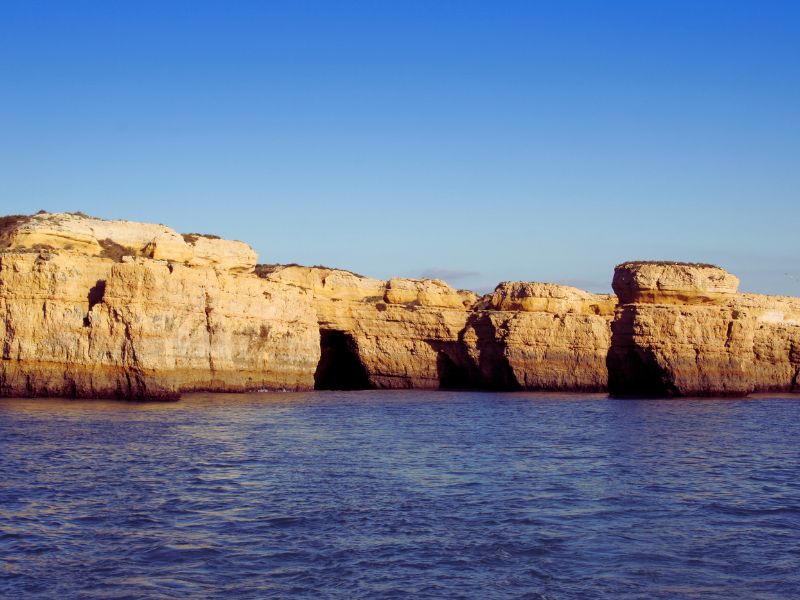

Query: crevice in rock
[[607, 305, 680, 396], [314, 329, 370, 390], [84, 280, 106, 326], [458, 313, 522, 390]]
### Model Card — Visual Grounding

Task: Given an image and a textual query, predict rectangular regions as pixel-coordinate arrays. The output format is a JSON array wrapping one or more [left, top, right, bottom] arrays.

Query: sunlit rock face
[[612, 262, 739, 305], [1, 213, 258, 273], [1, 213, 799, 399], [263, 268, 613, 392], [487, 281, 617, 315], [607, 262, 800, 397], [0, 252, 318, 399]]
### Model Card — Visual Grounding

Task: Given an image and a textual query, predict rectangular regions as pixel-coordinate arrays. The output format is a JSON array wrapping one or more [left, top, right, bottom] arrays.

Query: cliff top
[[1, 211, 258, 274]]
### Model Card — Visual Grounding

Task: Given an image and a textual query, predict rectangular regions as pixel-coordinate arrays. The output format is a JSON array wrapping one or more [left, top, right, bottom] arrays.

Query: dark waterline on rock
[[1, 391, 799, 599]]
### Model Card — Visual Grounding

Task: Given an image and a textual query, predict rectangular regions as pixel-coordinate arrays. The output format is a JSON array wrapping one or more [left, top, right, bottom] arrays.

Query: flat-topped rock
[[384, 278, 468, 309], [186, 236, 258, 274], [488, 281, 617, 315], [261, 265, 386, 301], [612, 262, 739, 305], [0, 213, 258, 272]]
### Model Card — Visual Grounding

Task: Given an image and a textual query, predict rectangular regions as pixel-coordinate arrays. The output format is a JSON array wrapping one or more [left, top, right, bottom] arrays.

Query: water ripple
[[1, 391, 799, 599]]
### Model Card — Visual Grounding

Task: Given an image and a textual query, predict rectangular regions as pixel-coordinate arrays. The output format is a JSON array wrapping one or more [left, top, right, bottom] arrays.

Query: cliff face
[[1, 212, 258, 273], [2, 214, 799, 399], [263, 267, 615, 392], [0, 252, 319, 399], [608, 263, 800, 397]]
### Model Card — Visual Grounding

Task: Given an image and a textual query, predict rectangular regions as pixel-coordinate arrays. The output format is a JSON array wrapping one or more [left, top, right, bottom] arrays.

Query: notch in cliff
[[314, 329, 370, 390]]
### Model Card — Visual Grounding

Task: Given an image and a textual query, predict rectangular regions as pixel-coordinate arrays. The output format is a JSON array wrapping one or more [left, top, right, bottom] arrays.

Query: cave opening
[[314, 329, 370, 390], [436, 351, 472, 389]]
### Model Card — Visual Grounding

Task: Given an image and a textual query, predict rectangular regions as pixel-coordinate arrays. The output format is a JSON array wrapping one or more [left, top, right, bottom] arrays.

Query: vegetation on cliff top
[[98, 238, 137, 262], [615, 260, 720, 270], [181, 233, 222, 244], [254, 263, 365, 279]]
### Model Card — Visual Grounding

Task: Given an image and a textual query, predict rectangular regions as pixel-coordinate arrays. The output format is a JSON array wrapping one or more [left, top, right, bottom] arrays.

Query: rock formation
[[608, 262, 800, 397], [0, 250, 318, 399], [261, 268, 615, 392], [1, 212, 258, 273], [1, 213, 798, 399]]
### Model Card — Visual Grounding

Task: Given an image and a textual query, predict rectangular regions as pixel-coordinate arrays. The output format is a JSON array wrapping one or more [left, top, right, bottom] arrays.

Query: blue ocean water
[[1, 391, 799, 600]]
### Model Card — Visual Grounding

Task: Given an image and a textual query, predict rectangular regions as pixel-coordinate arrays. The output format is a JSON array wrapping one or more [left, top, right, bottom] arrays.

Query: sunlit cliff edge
[[1, 212, 798, 399]]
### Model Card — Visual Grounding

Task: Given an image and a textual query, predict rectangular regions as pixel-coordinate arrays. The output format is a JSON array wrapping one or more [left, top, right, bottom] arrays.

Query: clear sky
[[2, 1, 798, 295]]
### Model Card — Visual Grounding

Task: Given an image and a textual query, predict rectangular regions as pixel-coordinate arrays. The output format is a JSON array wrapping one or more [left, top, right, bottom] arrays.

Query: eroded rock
[[488, 281, 617, 315], [612, 262, 739, 305]]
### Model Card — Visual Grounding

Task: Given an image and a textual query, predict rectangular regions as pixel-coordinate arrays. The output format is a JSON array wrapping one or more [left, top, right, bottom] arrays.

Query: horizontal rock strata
[[1, 213, 798, 399], [0, 251, 318, 399], [608, 263, 800, 397], [264, 268, 615, 392]]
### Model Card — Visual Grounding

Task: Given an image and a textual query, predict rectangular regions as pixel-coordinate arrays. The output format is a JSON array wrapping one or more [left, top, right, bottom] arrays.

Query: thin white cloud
[[420, 266, 481, 281]]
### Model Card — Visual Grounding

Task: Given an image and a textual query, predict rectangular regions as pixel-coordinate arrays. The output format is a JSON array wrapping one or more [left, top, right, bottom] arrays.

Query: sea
[[1, 391, 799, 600]]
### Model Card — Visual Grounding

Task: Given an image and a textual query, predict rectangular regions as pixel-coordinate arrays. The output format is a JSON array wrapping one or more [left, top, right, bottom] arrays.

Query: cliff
[[608, 263, 800, 397], [261, 267, 615, 392], [1, 213, 798, 399], [0, 251, 318, 399]]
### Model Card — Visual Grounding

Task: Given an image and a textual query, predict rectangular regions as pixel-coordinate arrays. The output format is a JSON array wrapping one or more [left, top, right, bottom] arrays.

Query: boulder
[[488, 281, 617, 315], [384, 278, 468, 309], [612, 262, 739, 305]]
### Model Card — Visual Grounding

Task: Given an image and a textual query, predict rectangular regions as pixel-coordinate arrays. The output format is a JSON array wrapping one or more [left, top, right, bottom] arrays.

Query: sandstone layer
[[612, 262, 739, 305], [608, 263, 800, 397], [0, 251, 318, 399], [2, 212, 798, 399], [1, 213, 258, 273], [263, 268, 615, 392]]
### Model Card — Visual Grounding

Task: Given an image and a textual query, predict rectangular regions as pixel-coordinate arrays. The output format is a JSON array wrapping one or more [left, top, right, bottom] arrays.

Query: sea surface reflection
[[1, 391, 799, 599]]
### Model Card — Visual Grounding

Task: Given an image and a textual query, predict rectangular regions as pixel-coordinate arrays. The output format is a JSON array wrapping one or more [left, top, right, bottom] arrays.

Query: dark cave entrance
[[436, 351, 472, 389], [314, 329, 370, 390]]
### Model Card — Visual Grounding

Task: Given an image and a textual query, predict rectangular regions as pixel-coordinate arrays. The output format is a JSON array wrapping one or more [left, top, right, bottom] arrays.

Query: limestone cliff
[[262, 268, 614, 392], [0, 251, 318, 399], [2, 213, 798, 399], [608, 262, 800, 397], [1, 213, 258, 273]]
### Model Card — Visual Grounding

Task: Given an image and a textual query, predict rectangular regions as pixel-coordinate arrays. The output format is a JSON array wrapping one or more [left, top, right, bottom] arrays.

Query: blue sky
[[1, 1, 798, 294]]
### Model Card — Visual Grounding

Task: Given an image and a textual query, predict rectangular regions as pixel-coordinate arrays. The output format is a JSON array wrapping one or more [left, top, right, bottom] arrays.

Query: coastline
[[2, 212, 799, 400]]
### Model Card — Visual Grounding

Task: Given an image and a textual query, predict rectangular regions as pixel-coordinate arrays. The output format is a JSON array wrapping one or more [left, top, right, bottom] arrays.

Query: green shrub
[[181, 233, 222, 244], [98, 238, 137, 262], [615, 260, 720, 270]]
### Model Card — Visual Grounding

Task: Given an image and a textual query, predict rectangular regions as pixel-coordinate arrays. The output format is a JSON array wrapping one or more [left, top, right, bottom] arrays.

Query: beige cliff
[[612, 262, 739, 305], [608, 262, 800, 397], [263, 265, 387, 301], [2, 213, 258, 273], [262, 268, 613, 392], [2, 213, 799, 399], [384, 277, 472, 309], [488, 281, 617, 315], [186, 236, 258, 274], [0, 250, 318, 399], [468, 282, 615, 391]]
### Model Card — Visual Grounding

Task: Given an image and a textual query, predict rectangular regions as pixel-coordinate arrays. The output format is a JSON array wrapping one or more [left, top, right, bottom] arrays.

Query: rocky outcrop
[[487, 281, 616, 315], [608, 263, 800, 397], [384, 278, 474, 309], [2, 213, 798, 399], [1, 213, 258, 273], [612, 262, 739, 305], [0, 251, 318, 399], [185, 236, 258, 274], [263, 267, 614, 392]]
